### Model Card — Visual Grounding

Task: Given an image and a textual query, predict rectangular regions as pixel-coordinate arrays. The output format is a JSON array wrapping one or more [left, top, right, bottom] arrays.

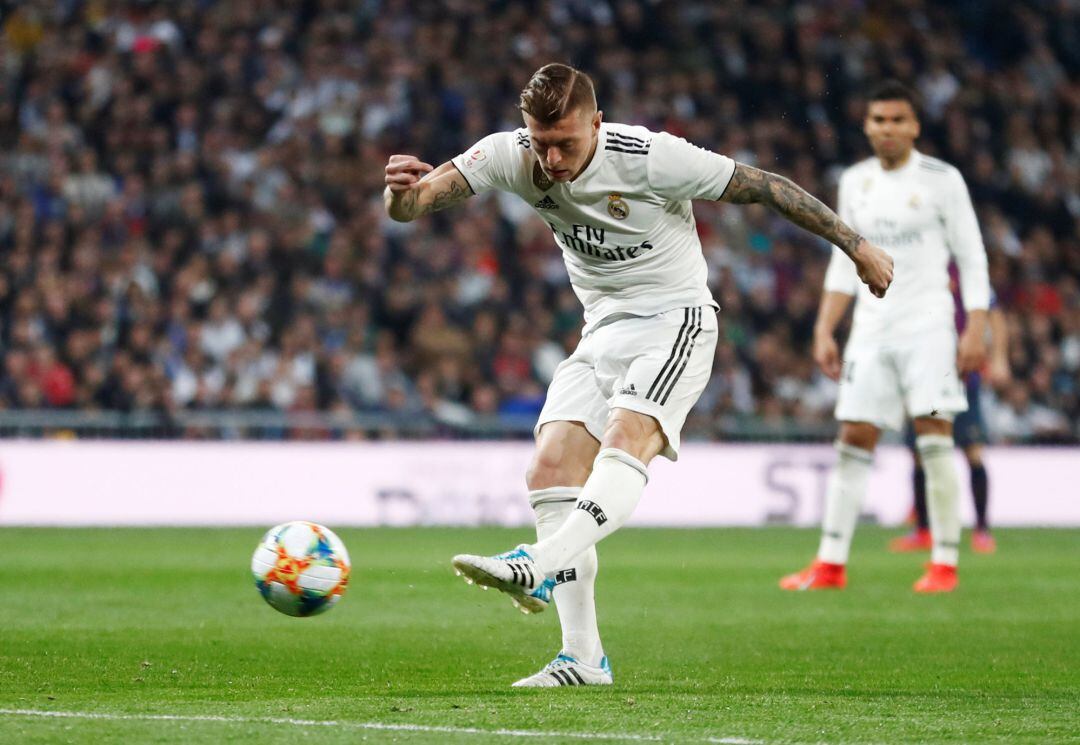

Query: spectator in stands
[[0, 1, 1077, 442]]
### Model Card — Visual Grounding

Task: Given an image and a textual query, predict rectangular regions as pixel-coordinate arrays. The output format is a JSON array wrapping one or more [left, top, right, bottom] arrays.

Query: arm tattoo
[[389, 176, 469, 221], [720, 164, 864, 258], [388, 169, 473, 222], [428, 179, 469, 214]]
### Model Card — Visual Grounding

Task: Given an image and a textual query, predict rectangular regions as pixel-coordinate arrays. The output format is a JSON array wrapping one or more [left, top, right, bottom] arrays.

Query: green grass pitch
[[1, 527, 1077, 744]]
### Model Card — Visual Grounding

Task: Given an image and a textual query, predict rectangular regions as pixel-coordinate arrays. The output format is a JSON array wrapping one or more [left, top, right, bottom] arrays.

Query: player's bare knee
[[526, 446, 595, 489], [839, 421, 880, 452], [527, 422, 597, 489], [601, 410, 664, 463], [913, 416, 952, 437], [526, 454, 588, 491]]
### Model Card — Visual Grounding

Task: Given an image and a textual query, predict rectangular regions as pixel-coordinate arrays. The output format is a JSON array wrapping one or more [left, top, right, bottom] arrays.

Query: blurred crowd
[[1, 0, 1078, 442]]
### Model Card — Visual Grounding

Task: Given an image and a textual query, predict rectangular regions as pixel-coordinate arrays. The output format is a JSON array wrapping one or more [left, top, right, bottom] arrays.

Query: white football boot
[[452, 545, 553, 614], [512, 652, 614, 687]]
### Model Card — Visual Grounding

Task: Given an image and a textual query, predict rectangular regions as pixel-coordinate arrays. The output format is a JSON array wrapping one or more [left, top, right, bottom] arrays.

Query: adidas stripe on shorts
[[535, 306, 718, 460]]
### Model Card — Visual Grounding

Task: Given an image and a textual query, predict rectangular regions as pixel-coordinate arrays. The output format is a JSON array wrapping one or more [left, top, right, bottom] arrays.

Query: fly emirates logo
[[547, 222, 654, 262], [866, 217, 923, 249]]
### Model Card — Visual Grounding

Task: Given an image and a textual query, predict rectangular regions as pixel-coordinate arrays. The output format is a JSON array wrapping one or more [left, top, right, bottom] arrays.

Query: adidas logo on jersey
[[534, 195, 559, 210], [618, 383, 638, 396]]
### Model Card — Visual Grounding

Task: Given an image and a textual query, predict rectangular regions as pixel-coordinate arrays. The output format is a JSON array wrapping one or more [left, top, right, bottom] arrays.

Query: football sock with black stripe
[[530, 449, 647, 578], [530, 487, 603, 667]]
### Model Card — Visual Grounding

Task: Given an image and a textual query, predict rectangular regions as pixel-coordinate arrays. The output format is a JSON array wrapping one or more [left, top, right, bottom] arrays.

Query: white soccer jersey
[[823, 150, 990, 347], [451, 123, 735, 331]]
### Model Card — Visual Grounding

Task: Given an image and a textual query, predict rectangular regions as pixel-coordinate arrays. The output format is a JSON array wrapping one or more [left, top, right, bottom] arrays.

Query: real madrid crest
[[908, 193, 921, 209], [607, 193, 629, 220], [532, 162, 554, 191]]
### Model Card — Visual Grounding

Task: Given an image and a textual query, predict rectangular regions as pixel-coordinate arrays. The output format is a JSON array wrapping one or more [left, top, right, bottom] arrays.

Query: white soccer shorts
[[535, 306, 718, 460], [835, 329, 968, 431]]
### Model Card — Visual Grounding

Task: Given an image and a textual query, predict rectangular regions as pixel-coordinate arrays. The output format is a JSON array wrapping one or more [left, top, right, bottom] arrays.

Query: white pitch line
[[0, 707, 761, 744]]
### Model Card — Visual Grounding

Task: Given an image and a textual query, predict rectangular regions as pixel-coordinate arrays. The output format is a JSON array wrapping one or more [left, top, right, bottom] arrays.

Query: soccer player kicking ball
[[384, 64, 893, 686], [780, 81, 991, 594]]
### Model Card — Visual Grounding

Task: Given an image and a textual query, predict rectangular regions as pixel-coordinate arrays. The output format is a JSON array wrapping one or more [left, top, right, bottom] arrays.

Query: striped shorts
[[535, 306, 718, 461]]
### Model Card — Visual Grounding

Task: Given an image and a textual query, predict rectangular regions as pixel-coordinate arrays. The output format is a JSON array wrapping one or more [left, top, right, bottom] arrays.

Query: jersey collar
[[878, 148, 921, 176]]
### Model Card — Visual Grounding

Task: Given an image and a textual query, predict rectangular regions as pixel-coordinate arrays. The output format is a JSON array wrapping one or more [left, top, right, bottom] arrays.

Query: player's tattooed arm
[[392, 176, 469, 219], [384, 158, 474, 222], [719, 164, 863, 257], [720, 163, 894, 297]]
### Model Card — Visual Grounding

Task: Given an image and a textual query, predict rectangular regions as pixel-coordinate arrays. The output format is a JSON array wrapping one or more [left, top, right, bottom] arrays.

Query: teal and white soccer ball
[[251, 521, 351, 617]]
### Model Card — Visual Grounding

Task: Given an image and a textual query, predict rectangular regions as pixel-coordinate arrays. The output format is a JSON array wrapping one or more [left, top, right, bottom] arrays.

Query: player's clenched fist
[[384, 154, 433, 192], [853, 240, 894, 298]]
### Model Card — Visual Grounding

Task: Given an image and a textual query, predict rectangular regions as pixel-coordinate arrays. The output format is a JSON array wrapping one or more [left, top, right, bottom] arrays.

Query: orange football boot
[[971, 530, 997, 554], [889, 527, 932, 552], [779, 560, 846, 590], [913, 562, 958, 593]]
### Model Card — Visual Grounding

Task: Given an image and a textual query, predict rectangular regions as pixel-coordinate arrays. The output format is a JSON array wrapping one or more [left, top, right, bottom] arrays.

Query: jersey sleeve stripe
[[608, 132, 649, 146], [605, 144, 650, 155]]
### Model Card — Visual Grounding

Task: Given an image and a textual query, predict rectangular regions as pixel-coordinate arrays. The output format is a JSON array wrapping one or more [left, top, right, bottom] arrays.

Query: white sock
[[917, 434, 961, 566], [817, 441, 874, 565], [530, 448, 647, 576], [530, 487, 602, 667]]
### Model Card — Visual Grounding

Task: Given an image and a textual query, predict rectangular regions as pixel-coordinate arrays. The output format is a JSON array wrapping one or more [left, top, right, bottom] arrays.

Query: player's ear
[[592, 110, 603, 130]]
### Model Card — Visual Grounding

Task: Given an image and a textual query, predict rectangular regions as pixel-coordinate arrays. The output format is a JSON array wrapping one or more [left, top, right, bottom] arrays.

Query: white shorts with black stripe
[[535, 306, 718, 461]]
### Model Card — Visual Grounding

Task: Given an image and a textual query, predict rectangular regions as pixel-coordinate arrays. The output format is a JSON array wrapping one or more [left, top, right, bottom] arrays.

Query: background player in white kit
[[385, 64, 894, 686], [780, 81, 991, 594]]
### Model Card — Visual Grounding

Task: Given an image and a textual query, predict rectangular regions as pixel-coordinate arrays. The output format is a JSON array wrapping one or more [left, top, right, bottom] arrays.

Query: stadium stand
[[1, 1, 1077, 441]]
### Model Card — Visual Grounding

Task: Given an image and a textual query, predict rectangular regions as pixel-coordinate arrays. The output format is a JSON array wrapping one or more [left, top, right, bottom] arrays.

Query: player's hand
[[987, 354, 1010, 387], [813, 333, 843, 381], [956, 327, 988, 375], [384, 154, 433, 193], [852, 240, 893, 298]]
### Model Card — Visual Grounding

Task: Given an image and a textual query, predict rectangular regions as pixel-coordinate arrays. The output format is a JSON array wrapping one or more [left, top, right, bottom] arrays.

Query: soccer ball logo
[[251, 521, 351, 617]]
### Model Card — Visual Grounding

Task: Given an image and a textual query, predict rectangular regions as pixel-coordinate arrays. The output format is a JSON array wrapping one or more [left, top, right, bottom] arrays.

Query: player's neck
[[878, 148, 915, 171], [571, 133, 600, 181]]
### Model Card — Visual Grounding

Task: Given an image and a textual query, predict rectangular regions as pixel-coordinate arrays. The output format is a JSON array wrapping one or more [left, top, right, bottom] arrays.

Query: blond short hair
[[519, 63, 597, 125]]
